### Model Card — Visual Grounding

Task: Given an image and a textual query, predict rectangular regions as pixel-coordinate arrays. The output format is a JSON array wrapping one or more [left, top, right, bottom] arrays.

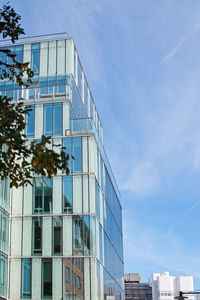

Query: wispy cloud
[[160, 37, 185, 64]]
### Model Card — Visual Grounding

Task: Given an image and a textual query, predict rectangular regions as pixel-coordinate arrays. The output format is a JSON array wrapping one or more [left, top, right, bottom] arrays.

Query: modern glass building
[[0, 33, 124, 300]]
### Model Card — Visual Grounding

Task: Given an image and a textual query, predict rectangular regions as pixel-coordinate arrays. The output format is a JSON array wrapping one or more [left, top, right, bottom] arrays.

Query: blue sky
[[9, 0, 200, 287]]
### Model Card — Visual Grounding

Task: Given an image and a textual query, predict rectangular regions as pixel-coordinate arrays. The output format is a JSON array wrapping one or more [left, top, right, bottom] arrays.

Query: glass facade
[[0, 35, 123, 300]]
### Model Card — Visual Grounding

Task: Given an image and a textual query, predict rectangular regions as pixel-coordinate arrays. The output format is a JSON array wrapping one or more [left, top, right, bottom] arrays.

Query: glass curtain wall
[[1, 37, 123, 300]]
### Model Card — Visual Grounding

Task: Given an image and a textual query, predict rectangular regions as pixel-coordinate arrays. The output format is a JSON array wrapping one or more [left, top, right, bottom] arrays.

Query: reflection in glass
[[44, 104, 53, 136], [33, 217, 42, 254], [22, 258, 31, 298], [63, 176, 72, 213], [42, 259, 52, 298], [54, 102, 62, 136], [53, 216, 62, 255]]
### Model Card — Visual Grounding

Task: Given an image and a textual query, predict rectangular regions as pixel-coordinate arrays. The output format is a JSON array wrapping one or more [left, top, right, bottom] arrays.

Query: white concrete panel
[[53, 176, 62, 214], [66, 39, 73, 75], [63, 216, 72, 255], [89, 175, 95, 214], [63, 102, 70, 134], [42, 217, 52, 256], [35, 104, 43, 138], [48, 40, 56, 75], [11, 218, 22, 256], [88, 136, 95, 173], [53, 258, 62, 300], [40, 41, 48, 76], [84, 258, 91, 300], [9, 259, 21, 299], [22, 217, 32, 256], [83, 175, 89, 213], [57, 40, 65, 75], [32, 258, 41, 300], [12, 186, 23, 215], [73, 175, 82, 213], [91, 258, 97, 300]]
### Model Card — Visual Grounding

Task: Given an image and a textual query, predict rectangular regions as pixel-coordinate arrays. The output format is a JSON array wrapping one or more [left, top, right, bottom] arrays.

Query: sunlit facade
[[0, 33, 124, 300]]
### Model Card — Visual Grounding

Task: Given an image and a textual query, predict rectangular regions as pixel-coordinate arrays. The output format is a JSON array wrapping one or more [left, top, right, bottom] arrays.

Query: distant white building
[[149, 272, 194, 300]]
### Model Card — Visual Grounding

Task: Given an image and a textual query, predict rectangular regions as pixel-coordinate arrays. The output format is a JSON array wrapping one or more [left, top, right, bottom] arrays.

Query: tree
[[0, 4, 70, 188]]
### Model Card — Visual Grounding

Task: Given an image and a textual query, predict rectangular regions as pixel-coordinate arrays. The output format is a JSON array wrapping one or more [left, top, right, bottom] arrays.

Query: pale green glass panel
[[63, 216, 72, 255], [22, 217, 32, 256], [23, 44, 31, 78], [11, 218, 22, 256], [48, 40, 56, 75], [66, 39, 73, 74], [100, 262, 104, 300], [83, 175, 89, 213], [63, 102, 70, 134], [88, 136, 95, 173], [73, 175, 82, 213], [35, 104, 43, 138], [53, 258, 62, 300], [40, 42, 48, 76], [12, 186, 23, 215], [9, 259, 21, 299], [84, 258, 91, 300], [53, 176, 62, 214], [89, 175, 95, 214], [42, 217, 52, 256], [82, 136, 88, 173], [57, 40, 65, 75], [90, 258, 97, 300], [32, 258, 41, 299], [23, 179, 33, 215]]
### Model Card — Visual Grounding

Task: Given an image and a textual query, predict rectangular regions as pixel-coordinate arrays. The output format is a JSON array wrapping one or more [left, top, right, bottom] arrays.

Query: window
[[63, 176, 72, 213], [53, 217, 62, 255], [73, 137, 82, 173], [53, 103, 62, 136], [77, 276, 81, 289], [42, 259, 52, 298], [0, 252, 7, 297], [33, 217, 42, 254], [22, 258, 31, 298], [44, 103, 63, 136], [66, 291, 71, 300], [32, 43, 40, 76], [34, 177, 52, 214], [26, 105, 35, 138], [66, 267, 70, 282]]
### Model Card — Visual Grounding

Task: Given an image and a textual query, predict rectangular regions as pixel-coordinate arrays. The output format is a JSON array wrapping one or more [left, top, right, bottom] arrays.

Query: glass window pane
[[44, 104, 53, 136], [63, 176, 72, 213], [53, 103, 62, 136], [34, 178, 43, 213], [43, 177, 52, 213], [40, 77, 48, 95], [33, 218, 42, 254], [53, 216, 62, 254], [26, 105, 34, 138], [43, 260, 52, 297], [66, 267, 70, 282], [73, 137, 82, 173], [32, 43, 40, 76], [22, 258, 31, 298]]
